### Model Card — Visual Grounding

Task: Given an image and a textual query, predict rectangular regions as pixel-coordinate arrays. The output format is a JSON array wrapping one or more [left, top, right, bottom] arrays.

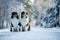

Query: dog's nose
[[26, 16, 27, 18]]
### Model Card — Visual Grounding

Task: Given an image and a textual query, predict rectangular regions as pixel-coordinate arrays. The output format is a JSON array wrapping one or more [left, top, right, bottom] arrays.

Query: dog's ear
[[18, 22, 22, 26]]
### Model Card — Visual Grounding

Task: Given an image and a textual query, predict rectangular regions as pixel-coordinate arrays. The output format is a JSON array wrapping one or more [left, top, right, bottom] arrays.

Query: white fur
[[11, 17, 21, 31], [21, 17, 29, 31]]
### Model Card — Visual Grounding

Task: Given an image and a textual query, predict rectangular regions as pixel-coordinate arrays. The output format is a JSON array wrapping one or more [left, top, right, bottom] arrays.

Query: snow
[[31, 27, 60, 32], [0, 30, 60, 40], [0, 26, 60, 40], [0, 28, 10, 32]]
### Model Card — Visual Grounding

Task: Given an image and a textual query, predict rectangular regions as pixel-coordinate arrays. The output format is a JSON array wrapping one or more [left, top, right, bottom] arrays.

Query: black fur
[[11, 12, 19, 19], [21, 11, 25, 18], [11, 23, 14, 27], [18, 22, 22, 26]]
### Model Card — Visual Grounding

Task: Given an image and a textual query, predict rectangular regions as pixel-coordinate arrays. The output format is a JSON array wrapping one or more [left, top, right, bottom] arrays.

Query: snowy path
[[0, 31, 60, 40], [0, 27, 60, 40]]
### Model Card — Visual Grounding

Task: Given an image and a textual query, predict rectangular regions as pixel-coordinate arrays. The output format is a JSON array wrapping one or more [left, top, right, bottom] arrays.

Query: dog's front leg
[[22, 26, 26, 31]]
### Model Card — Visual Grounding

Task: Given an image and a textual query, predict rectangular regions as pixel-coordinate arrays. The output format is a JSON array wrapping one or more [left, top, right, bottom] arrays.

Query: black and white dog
[[21, 11, 30, 31], [10, 12, 22, 32]]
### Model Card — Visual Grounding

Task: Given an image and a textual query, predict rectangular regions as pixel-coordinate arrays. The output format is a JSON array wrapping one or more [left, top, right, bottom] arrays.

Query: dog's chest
[[11, 18, 20, 27], [21, 18, 28, 26]]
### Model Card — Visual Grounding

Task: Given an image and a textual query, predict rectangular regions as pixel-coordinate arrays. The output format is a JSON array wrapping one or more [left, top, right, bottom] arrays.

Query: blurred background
[[0, 0, 60, 29]]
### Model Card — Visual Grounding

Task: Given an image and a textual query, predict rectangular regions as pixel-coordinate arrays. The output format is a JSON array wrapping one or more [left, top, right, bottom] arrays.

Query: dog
[[10, 12, 22, 32], [21, 11, 30, 31]]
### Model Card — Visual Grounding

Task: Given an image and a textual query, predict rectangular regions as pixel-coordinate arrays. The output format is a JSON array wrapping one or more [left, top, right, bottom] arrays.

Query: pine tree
[[22, 0, 37, 17]]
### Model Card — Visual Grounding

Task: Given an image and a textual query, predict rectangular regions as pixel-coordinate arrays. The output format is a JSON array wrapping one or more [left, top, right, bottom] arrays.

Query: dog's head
[[11, 12, 19, 19]]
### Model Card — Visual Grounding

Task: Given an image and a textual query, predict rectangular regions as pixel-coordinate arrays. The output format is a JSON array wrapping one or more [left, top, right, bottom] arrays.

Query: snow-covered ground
[[31, 27, 60, 32], [0, 28, 10, 32], [0, 27, 60, 40], [0, 30, 60, 40]]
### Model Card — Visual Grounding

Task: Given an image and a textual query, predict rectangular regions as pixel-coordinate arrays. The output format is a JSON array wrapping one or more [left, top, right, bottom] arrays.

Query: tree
[[22, 0, 37, 17]]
